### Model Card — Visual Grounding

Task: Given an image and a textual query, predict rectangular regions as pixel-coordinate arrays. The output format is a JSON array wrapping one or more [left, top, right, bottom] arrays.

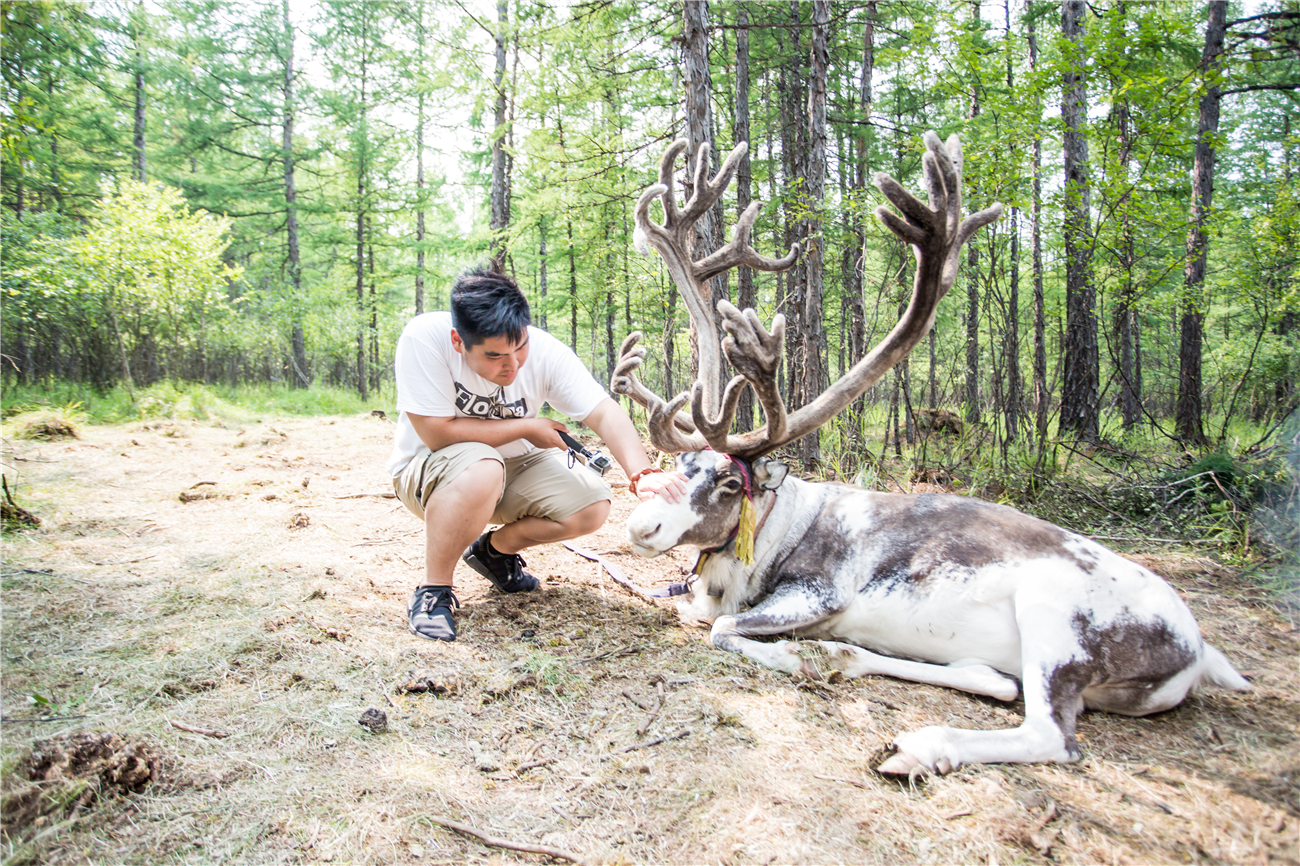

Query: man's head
[[449, 265, 532, 387]]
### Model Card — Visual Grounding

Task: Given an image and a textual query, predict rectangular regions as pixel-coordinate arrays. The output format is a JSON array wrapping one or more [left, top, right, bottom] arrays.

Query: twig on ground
[[2, 714, 88, 723], [573, 645, 641, 666], [516, 757, 556, 775], [621, 689, 652, 711], [168, 719, 230, 738], [87, 554, 157, 566], [427, 814, 592, 866], [814, 772, 872, 790], [2, 568, 91, 585], [561, 541, 661, 602], [604, 726, 691, 759], [637, 681, 665, 736]]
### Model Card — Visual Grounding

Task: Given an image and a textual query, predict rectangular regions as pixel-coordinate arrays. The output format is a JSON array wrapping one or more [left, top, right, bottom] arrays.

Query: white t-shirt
[[386, 311, 609, 476]]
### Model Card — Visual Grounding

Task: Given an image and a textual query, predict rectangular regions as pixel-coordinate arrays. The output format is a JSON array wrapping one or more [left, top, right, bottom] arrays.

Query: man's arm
[[582, 398, 687, 503], [408, 413, 568, 453]]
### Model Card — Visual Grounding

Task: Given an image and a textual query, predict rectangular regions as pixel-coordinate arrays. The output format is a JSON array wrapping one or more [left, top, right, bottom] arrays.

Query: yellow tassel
[[735, 496, 756, 565]]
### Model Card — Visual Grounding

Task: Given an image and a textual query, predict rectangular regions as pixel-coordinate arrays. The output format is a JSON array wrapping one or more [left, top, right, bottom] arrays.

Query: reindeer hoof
[[878, 751, 927, 776], [798, 659, 822, 680]]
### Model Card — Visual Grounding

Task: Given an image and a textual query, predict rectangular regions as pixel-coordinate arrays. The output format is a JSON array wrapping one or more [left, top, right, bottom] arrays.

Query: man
[[387, 265, 686, 641]]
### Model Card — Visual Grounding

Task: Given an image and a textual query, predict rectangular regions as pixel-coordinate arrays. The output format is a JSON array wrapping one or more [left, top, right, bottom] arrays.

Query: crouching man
[[387, 265, 685, 641]]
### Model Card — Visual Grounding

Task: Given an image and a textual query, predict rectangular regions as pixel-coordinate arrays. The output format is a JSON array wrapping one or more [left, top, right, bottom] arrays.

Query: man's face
[[451, 329, 530, 387]]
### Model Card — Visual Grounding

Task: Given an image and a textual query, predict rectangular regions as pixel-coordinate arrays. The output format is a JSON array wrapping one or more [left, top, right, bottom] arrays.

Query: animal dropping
[[613, 133, 1250, 776]]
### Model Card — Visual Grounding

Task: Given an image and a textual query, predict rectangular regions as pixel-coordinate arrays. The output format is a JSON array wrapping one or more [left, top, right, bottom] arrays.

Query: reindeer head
[[617, 132, 1000, 556], [627, 451, 789, 557]]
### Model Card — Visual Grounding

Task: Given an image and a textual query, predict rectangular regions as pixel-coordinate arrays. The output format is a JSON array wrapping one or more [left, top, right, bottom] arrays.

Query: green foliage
[[1, 0, 1296, 576]]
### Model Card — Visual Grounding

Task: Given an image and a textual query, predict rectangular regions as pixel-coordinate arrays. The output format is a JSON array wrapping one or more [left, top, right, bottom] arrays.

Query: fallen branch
[[561, 542, 661, 601], [515, 757, 556, 775], [604, 726, 691, 759], [333, 492, 397, 499], [572, 644, 642, 666], [427, 815, 592, 866], [167, 719, 229, 738], [813, 772, 872, 790], [636, 681, 665, 736]]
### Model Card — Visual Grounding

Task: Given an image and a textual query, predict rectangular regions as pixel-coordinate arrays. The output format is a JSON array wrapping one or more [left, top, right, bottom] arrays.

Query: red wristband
[[628, 466, 664, 497]]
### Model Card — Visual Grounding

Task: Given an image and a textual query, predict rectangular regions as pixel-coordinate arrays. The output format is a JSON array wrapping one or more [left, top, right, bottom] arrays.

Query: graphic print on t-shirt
[[455, 382, 528, 419]]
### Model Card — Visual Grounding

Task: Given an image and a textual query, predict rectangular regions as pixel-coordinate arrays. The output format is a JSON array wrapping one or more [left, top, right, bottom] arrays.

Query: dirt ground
[[1, 414, 1297, 865]]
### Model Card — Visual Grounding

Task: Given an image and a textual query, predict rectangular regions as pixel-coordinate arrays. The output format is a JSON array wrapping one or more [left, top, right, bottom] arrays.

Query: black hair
[[449, 264, 531, 348]]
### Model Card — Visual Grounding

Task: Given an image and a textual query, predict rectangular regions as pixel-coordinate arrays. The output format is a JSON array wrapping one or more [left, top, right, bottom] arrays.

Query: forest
[[3, 0, 1298, 469]]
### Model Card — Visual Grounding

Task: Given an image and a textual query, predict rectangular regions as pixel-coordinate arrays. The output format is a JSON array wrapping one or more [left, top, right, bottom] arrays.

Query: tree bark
[[489, 0, 510, 257], [283, 0, 308, 388], [1059, 0, 1099, 442], [1176, 0, 1227, 446], [1027, 0, 1048, 442], [964, 0, 982, 426], [734, 3, 756, 431], [414, 2, 427, 315], [131, 0, 147, 182], [682, 0, 723, 402], [799, 0, 830, 470], [354, 44, 369, 400], [848, 2, 876, 436], [1003, 0, 1021, 443], [1115, 68, 1141, 428]]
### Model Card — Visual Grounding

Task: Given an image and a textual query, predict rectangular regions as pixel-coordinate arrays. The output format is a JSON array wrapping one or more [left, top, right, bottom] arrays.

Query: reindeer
[[612, 133, 1250, 775]]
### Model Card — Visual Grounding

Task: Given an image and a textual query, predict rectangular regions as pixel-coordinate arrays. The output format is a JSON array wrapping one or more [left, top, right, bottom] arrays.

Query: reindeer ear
[[753, 458, 789, 491]]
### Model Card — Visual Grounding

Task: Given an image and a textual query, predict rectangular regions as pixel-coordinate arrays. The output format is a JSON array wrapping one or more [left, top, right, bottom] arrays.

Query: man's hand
[[523, 417, 569, 450], [633, 469, 688, 504]]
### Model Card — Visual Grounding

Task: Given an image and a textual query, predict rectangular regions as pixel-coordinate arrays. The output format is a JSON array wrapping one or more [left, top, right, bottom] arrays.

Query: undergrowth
[[1, 381, 395, 425], [815, 408, 1300, 585]]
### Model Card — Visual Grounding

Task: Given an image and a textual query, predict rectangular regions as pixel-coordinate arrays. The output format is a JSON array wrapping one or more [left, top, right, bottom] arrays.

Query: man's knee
[[427, 458, 504, 514], [566, 499, 611, 536], [456, 457, 505, 496]]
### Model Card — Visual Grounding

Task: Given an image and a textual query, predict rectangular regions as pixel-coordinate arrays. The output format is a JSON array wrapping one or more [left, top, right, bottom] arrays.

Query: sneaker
[[462, 532, 539, 593], [407, 585, 459, 642]]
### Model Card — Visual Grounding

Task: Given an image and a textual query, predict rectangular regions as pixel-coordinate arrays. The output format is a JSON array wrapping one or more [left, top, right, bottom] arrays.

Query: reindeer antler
[[615, 132, 1000, 460], [614, 140, 798, 449]]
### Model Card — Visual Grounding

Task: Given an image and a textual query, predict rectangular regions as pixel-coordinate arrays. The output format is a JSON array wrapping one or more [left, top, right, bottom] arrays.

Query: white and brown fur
[[628, 450, 1251, 775]]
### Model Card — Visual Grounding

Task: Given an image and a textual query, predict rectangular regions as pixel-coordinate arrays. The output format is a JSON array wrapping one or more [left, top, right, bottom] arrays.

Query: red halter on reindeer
[[612, 133, 1250, 775]]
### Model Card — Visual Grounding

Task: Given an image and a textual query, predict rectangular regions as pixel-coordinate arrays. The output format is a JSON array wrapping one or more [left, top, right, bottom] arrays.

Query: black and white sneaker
[[407, 585, 459, 642], [462, 532, 539, 593]]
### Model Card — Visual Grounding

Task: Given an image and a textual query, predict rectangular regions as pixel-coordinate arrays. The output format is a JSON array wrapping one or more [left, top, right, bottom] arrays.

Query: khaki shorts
[[392, 441, 612, 526]]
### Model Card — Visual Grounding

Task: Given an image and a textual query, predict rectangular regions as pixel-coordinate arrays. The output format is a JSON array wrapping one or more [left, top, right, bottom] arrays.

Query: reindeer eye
[[716, 478, 744, 497]]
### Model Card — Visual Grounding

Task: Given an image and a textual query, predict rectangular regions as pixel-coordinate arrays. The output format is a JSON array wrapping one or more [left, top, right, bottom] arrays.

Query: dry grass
[[1, 415, 1296, 865], [3, 408, 82, 442]]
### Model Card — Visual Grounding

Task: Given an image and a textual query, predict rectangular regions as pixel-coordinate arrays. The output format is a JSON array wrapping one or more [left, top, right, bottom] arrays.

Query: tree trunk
[[799, 0, 830, 470], [734, 3, 756, 432], [1028, 0, 1048, 442], [567, 219, 578, 351], [414, 2, 427, 316], [283, 0, 308, 388], [489, 0, 509, 257], [782, 2, 806, 410], [538, 214, 547, 329], [1116, 82, 1141, 428], [964, 1, 982, 426], [131, 0, 146, 182], [1176, 0, 1226, 446], [1003, 0, 1021, 443], [1059, 0, 1099, 442], [354, 47, 369, 400], [849, 2, 876, 435], [682, 0, 723, 403]]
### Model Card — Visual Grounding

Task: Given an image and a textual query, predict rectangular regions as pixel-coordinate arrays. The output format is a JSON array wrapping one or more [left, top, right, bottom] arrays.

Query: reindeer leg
[[818, 642, 1019, 701], [709, 586, 840, 679], [878, 601, 1087, 776]]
